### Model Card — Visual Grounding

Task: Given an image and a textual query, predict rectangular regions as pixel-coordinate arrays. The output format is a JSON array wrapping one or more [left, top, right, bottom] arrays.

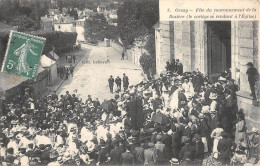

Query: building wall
[[76, 26, 85, 41], [231, 21, 260, 130], [41, 21, 53, 31], [155, 21, 174, 74], [54, 23, 76, 32]]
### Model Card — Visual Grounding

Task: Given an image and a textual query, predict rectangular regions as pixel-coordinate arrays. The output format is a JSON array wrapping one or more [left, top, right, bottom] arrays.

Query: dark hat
[[100, 139, 106, 146], [162, 126, 169, 132], [183, 118, 189, 125], [246, 62, 253, 66], [221, 131, 229, 137], [194, 134, 201, 140]]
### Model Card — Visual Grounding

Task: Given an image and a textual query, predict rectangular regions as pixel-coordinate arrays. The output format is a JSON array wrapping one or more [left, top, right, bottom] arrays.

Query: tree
[[10, 16, 38, 32], [0, 0, 49, 31], [139, 53, 153, 79], [117, 0, 159, 48], [68, 8, 78, 20], [84, 14, 118, 42], [145, 32, 156, 74]]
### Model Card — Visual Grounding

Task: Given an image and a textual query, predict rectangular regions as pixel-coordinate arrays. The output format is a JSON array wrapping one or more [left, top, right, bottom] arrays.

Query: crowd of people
[[108, 73, 129, 93], [57, 64, 75, 80], [0, 59, 259, 166]]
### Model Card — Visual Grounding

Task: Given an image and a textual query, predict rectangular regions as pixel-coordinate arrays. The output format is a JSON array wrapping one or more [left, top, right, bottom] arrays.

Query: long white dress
[[169, 89, 179, 110], [210, 127, 224, 158]]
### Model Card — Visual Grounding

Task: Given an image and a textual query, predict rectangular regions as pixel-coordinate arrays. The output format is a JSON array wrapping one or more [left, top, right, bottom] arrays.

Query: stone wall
[[155, 21, 174, 74], [231, 21, 260, 130], [111, 41, 141, 66]]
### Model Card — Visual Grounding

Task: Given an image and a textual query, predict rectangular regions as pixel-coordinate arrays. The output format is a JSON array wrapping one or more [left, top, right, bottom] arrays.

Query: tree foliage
[[10, 16, 38, 32], [145, 32, 156, 74], [0, 0, 49, 31], [84, 14, 118, 42], [117, 0, 159, 48]]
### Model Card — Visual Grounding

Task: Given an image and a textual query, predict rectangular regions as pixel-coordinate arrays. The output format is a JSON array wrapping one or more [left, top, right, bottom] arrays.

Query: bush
[[139, 53, 153, 79], [29, 30, 77, 55], [145, 32, 156, 75]]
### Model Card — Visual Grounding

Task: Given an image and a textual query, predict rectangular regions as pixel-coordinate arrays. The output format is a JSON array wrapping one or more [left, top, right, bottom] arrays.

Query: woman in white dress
[[210, 122, 224, 158], [161, 84, 169, 110], [169, 87, 180, 110]]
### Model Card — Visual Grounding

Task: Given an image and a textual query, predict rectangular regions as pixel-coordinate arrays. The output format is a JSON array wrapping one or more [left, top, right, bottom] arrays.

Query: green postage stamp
[[1, 31, 46, 78]]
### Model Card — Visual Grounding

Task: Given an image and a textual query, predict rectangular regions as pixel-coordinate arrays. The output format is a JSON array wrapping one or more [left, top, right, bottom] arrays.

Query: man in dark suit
[[144, 143, 155, 165], [121, 145, 134, 165], [178, 89, 187, 108], [161, 126, 172, 160], [179, 136, 195, 165], [115, 76, 122, 91], [123, 73, 129, 91], [171, 124, 181, 159], [246, 62, 258, 99], [154, 134, 166, 165], [108, 75, 114, 93], [110, 140, 125, 165], [134, 143, 144, 165], [182, 119, 192, 139], [176, 60, 183, 75], [97, 139, 108, 165], [217, 132, 235, 165]]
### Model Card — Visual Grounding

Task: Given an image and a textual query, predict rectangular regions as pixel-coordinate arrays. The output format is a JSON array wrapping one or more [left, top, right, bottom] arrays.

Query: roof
[[40, 16, 53, 22], [0, 22, 15, 32], [49, 9, 60, 13], [98, 5, 107, 8], [46, 51, 59, 61], [40, 55, 56, 67], [53, 16, 76, 24], [153, 21, 161, 30], [77, 18, 86, 22], [0, 65, 45, 91]]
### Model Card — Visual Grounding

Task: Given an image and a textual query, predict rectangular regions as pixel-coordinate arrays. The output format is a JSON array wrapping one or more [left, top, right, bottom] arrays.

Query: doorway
[[207, 21, 231, 83]]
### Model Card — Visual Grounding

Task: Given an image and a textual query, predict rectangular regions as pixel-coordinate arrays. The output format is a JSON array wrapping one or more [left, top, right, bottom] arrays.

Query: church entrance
[[207, 21, 231, 83]]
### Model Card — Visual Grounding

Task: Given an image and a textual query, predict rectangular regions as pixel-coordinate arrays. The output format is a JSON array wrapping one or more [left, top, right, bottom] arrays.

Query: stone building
[[154, 21, 259, 129]]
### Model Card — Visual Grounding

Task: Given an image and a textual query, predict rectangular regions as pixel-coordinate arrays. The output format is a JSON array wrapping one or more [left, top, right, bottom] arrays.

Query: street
[[56, 44, 144, 102]]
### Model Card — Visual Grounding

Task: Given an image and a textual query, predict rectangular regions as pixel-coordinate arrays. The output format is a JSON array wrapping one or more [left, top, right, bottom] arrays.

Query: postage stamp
[[1, 31, 46, 78]]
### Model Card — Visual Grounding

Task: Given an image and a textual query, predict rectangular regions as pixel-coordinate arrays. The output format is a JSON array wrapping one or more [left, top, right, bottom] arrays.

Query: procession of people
[[0, 59, 259, 166]]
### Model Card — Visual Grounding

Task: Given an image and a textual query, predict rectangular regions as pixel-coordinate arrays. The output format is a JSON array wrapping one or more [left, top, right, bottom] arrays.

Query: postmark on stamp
[[1, 31, 46, 78]]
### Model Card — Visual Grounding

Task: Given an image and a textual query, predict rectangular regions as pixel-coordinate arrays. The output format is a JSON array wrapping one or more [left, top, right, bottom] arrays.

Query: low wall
[[111, 41, 133, 62], [111, 41, 143, 67]]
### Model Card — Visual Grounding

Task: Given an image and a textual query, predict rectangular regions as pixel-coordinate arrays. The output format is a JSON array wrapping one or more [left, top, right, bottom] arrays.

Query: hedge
[[28, 30, 77, 54], [0, 30, 77, 68]]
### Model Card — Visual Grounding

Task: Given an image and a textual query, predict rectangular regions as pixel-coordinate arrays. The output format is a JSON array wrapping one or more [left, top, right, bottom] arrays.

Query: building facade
[[76, 18, 86, 42], [155, 21, 259, 129]]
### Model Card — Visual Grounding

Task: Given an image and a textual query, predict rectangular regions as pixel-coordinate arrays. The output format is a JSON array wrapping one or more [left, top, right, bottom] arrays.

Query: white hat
[[86, 141, 95, 152], [251, 127, 259, 133], [201, 106, 210, 114], [209, 92, 217, 100]]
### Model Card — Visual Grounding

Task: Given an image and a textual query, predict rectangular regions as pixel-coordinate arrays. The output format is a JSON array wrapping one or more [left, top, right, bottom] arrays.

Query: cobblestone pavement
[[56, 45, 144, 102]]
